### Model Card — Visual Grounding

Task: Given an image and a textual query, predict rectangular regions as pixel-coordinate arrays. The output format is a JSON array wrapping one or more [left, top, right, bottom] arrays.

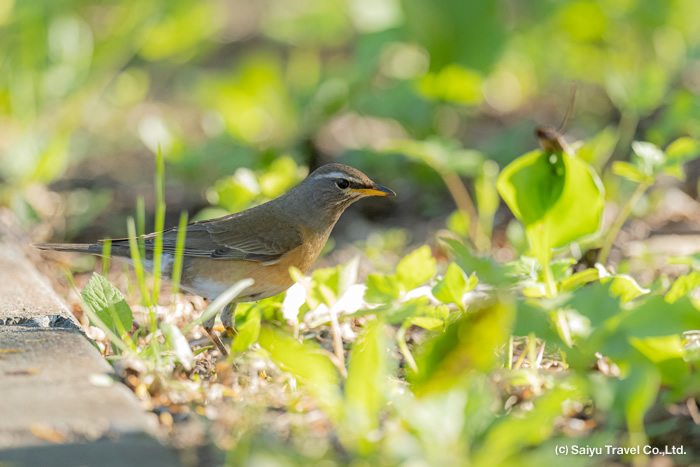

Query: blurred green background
[[2, 0, 700, 243]]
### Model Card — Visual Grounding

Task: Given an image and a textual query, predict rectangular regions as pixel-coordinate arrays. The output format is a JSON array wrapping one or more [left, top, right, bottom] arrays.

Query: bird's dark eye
[[336, 178, 349, 189]]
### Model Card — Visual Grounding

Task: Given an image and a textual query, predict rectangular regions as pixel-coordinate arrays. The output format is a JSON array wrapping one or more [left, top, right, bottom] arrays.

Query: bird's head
[[291, 163, 395, 228]]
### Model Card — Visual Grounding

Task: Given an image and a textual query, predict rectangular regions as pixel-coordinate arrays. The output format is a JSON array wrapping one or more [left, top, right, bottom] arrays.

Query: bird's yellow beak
[[349, 184, 396, 197]]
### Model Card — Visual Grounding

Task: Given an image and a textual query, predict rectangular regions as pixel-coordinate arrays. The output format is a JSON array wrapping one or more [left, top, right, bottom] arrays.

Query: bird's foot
[[204, 326, 229, 358], [221, 303, 237, 339]]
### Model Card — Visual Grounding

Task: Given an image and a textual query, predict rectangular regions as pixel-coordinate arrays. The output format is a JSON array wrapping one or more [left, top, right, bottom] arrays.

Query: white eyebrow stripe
[[315, 172, 362, 182]]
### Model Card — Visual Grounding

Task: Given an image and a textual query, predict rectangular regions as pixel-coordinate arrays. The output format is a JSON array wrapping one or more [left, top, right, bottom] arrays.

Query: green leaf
[[396, 246, 436, 290], [81, 273, 134, 334], [613, 357, 661, 436], [666, 271, 700, 304], [630, 336, 689, 387], [432, 263, 468, 307], [618, 296, 700, 338], [411, 300, 514, 395], [548, 258, 576, 282], [612, 161, 649, 183], [441, 237, 511, 286], [343, 320, 392, 454], [566, 283, 621, 328], [411, 305, 450, 330], [364, 273, 401, 304], [410, 316, 444, 330], [496, 150, 604, 264], [446, 209, 470, 237], [258, 326, 342, 421], [665, 137, 699, 165], [162, 323, 194, 371], [378, 297, 432, 325], [472, 383, 581, 466], [308, 266, 340, 306], [603, 274, 649, 303], [559, 268, 600, 292], [513, 300, 564, 344], [629, 335, 684, 363], [230, 305, 262, 353]]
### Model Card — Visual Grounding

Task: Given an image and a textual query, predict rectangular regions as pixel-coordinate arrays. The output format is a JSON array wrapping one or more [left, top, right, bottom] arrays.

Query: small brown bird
[[37, 163, 395, 356]]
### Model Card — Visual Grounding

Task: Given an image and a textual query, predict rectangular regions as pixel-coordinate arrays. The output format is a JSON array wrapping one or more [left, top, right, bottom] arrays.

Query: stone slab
[[0, 217, 181, 466]]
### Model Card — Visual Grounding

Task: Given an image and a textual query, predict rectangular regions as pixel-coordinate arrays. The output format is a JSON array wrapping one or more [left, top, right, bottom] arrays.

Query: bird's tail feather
[[34, 243, 101, 254], [35, 241, 142, 259]]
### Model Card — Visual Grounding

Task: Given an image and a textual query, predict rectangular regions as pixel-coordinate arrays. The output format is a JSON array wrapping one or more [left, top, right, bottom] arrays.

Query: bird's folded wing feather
[[137, 207, 303, 263]]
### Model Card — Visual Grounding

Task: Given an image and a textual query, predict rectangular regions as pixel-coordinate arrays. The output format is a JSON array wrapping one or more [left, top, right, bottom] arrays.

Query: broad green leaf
[[612, 357, 660, 437], [513, 300, 564, 344], [472, 383, 581, 466], [81, 273, 133, 333], [566, 283, 621, 328], [497, 149, 604, 264], [629, 335, 684, 362], [618, 296, 700, 338], [162, 323, 193, 371], [411, 300, 513, 395], [230, 305, 262, 353], [630, 336, 689, 388], [343, 320, 392, 454], [396, 246, 436, 290], [364, 273, 401, 304], [258, 326, 342, 420]]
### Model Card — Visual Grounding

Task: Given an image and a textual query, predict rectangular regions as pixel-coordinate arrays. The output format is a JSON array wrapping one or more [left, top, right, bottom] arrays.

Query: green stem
[[439, 170, 490, 252], [397, 322, 418, 374], [543, 260, 557, 298], [598, 181, 650, 265], [615, 111, 640, 163]]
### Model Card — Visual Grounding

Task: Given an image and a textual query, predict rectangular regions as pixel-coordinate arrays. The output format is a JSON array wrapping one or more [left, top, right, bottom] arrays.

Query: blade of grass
[[151, 146, 166, 306], [101, 238, 112, 277], [136, 195, 146, 259], [126, 217, 151, 308], [170, 211, 188, 297], [128, 213, 161, 362]]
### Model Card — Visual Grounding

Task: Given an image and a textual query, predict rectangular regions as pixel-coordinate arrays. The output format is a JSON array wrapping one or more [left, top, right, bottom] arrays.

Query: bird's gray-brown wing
[[141, 204, 303, 264]]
